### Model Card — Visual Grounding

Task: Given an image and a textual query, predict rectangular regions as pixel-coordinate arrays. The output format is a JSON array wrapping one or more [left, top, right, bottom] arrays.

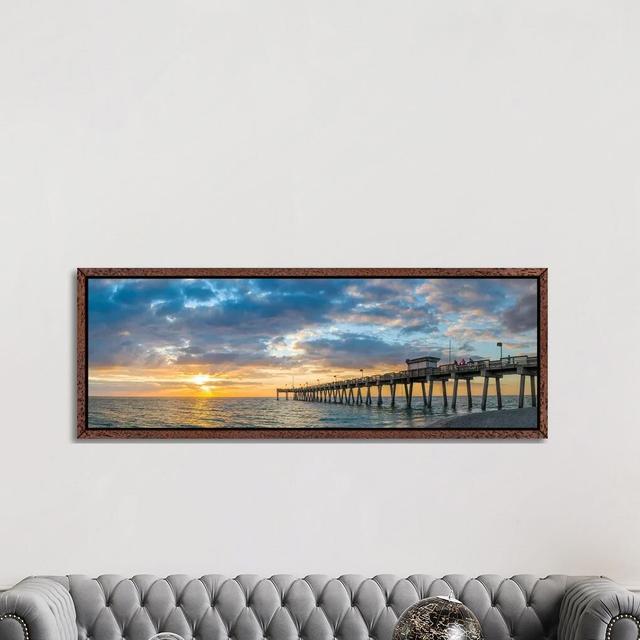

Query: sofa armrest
[[0, 578, 77, 640], [559, 578, 640, 640]]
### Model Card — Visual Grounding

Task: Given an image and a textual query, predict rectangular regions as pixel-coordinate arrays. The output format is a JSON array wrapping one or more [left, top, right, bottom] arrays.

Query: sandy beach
[[427, 407, 537, 429]]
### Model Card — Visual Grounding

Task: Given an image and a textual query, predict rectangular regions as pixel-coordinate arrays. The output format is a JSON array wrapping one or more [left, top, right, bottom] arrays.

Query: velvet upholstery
[[1, 575, 638, 640]]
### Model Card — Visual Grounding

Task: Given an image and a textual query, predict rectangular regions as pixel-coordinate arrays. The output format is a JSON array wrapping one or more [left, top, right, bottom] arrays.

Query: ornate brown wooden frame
[[77, 268, 548, 440]]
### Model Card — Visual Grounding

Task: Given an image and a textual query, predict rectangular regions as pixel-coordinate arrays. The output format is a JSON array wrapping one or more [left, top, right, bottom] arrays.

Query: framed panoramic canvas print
[[77, 268, 547, 439]]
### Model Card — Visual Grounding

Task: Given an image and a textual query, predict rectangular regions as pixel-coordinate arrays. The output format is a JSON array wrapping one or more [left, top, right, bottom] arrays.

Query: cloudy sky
[[87, 277, 537, 397]]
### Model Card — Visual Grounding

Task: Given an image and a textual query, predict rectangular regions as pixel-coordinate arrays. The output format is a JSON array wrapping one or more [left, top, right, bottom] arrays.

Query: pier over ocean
[[277, 355, 538, 411]]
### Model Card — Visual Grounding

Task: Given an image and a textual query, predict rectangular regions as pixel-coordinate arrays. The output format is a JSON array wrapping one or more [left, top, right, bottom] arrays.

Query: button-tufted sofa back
[[39, 575, 592, 640]]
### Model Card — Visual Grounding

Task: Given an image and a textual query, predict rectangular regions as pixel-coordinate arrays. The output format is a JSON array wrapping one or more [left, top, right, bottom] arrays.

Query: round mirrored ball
[[393, 596, 483, 640]]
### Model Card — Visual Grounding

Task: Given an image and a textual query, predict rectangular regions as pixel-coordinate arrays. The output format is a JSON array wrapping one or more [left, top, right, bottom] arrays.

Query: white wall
[[1, 0, 639, 589]]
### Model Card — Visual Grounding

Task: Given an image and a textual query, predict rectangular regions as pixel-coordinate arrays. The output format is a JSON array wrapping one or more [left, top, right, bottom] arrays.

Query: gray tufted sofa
[[1, 576, 639, 640]]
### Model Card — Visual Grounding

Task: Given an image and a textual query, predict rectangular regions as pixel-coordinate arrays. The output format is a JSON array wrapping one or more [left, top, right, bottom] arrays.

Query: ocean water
[[88, 395, 531, 430]]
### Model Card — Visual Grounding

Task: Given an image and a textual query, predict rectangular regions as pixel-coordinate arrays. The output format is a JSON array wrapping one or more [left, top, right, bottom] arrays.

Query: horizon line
[[88, 394, 530, 399]]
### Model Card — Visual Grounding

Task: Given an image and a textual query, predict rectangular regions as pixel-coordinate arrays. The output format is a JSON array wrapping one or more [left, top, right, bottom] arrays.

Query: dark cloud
[[502, 291, 538, 333], [296, 333, 409, 369], [400, 321, 439, 335]]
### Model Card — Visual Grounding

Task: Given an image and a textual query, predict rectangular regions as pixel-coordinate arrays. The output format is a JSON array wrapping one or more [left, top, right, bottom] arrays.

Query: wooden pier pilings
[[276, 355, 538, 412]]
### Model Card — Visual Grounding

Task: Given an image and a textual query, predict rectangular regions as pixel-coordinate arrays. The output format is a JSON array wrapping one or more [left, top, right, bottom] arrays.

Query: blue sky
[[88, 277, 537, 396]]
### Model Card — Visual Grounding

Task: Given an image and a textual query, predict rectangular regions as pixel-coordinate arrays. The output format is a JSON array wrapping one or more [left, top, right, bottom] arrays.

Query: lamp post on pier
[[497, 342, 503, 361]]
